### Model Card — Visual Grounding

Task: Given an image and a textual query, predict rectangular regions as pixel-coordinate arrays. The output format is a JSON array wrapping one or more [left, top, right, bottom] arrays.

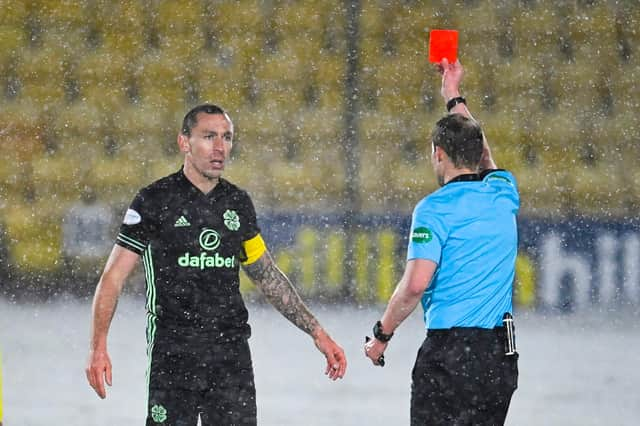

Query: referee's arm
[[439, 58, 497, 171], [381, 259, 437, 332], [365, 259, 436, 365]]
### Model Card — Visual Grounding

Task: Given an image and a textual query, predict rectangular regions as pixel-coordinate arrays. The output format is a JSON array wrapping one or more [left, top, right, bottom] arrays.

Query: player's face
[[182, 112, 233, 181]]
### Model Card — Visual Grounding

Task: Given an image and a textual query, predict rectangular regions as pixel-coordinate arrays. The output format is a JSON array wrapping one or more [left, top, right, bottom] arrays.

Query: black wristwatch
[[373, 321, 394, 342], [446, 96, 466, 112]]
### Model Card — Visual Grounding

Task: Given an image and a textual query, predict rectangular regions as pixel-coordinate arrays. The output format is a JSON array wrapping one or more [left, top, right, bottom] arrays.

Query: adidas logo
[[174, 215, 191, 227]]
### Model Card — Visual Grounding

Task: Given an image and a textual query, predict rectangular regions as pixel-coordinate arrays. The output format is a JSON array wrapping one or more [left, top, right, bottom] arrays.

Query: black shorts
[[146, 335, 256, 426], [410, 327, 518, 426]]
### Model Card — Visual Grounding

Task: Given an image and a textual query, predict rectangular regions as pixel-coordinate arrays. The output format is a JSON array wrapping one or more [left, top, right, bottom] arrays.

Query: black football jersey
[[116, 168, 261, 342]]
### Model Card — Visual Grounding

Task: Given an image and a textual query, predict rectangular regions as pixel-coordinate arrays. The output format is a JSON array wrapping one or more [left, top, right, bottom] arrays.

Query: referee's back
[[409, 169, 520, 330]]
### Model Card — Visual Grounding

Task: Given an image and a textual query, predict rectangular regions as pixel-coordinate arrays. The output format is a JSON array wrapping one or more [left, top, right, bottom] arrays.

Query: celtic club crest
[[223, 210, 240, 231], [151, 404, 167, 423]]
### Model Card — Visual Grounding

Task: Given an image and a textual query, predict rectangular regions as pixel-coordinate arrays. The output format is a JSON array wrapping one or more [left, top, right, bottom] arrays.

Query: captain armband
[[241, 234, 267, 266]]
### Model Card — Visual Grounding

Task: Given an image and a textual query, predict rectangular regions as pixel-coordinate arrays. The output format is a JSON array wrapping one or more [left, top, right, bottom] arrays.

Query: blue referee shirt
[[407, 169, 520, 329]]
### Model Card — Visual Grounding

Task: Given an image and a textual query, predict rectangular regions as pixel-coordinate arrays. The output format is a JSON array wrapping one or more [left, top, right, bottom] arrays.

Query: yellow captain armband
[[241, 233, 267, 266]]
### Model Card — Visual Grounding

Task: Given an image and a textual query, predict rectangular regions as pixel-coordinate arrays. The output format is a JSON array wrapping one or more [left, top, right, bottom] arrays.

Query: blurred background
[[1, 1, 640, 425], [1, 0, 639, 307]]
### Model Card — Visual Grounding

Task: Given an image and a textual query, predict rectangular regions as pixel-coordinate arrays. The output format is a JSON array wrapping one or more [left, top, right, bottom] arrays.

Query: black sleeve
[[115, 190, 155, 255], [239, 191, 261, 243]]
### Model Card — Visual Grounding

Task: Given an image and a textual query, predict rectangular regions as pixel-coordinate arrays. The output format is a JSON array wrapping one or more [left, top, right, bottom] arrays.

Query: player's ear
[[177, 133, 190, 153], [434, 145, 445, 163]]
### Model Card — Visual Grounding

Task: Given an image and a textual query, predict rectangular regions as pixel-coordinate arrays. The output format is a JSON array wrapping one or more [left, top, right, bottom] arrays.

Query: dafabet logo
[[178, 228, 236, 270]]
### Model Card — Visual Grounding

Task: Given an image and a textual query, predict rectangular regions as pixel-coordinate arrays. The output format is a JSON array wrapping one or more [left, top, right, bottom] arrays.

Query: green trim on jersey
[[143, 246, 157, 315], [117, 233, 146, 252], [143, 246, 158, 407]]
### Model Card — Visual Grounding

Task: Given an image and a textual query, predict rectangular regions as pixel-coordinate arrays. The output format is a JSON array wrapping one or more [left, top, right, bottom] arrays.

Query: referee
[[85, 104, 346, 425], [365, 59, 519, 425]]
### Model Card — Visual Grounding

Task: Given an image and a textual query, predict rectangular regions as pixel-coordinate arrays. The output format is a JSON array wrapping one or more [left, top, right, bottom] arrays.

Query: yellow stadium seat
[[207, 0, 264, 34], [111, 103, 176, 150], [155, 0, 204, 34], [4, 201, 64, 272], [272, 1, 327, 40], [491, 59, 544, 113], [567, 163, 625, 215], [0, 1, 28, 25], [253, 45, 310, 108], [157, 32, 207, 63], [75, 51, 130, 99], [85, 155, 148, 206], [15, 47, 69, 106], [614, 3, 640, 63], [465, 1, 501, 38], [93, 2, 146, 58], [267, 157, 344, 210], [93, 1, 145, 31], [0, 25, 27, 63], [586, 110, 639, 151], [31, 0, 87, 28], [373, 56, 433, 114], [511, 2, 563, 58], [610, 65, 639, 111], [101, 29, 146, 60], [53, 102, 109, 143], [146, 154, 183, 183], [0, 102, 45, 162], [360, 0, 386, 38], [133, 53, 188, 112], [30, 153, 86, 203], [565, 1, 618, 63]]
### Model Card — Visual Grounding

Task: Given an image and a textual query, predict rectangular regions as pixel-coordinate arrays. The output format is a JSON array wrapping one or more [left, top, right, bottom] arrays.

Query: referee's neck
[[442, 167, 477, 185]]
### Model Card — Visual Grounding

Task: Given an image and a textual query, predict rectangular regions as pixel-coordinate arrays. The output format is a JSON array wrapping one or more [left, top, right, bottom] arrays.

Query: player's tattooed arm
[[243, 250, 320, 336]]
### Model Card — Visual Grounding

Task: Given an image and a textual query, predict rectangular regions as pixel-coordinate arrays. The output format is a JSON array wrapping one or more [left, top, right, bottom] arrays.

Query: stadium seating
[[2, 0, 640, 279], [4, 200, 63, 272]]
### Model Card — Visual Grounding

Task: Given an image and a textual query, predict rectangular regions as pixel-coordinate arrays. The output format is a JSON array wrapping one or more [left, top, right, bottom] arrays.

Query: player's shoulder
[[481, 169, 517, 186], [219, 178, 249, 197], [219, 178, 254, 205], [415, 191, 447, 215], [139, 170, 183, 197]]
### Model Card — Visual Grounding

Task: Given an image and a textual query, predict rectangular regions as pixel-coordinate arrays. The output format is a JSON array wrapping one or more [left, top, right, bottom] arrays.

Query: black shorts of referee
[[146, 334, 256, 426], [411, 327, 518, 426]]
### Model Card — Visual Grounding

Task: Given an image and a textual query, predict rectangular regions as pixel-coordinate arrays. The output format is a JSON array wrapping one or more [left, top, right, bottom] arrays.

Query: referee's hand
[[364, 336, 387, 367]]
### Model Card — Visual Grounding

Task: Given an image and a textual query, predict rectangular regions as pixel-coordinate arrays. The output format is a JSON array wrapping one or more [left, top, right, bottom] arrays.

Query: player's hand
[[364, 336, 388, 366], [312, 328, 347, 380], [85, 348, 113, 399], [437, 58, 464, 101]]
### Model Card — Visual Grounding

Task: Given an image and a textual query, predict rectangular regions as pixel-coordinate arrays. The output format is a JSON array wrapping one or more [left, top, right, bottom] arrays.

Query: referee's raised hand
[[438, 58, 465, 102]]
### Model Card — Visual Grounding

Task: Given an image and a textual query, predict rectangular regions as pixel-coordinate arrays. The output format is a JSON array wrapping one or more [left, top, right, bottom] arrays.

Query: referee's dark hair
[[181, 104, 229, 136], [431, 114, 484, 169]]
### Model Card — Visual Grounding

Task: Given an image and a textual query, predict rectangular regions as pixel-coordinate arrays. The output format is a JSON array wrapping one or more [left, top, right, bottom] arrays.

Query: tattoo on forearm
[[243, 251, 319, 336]]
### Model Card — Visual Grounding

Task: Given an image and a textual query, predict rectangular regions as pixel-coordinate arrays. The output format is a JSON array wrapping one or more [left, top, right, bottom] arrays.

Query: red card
[[429, 29, 459, 63]]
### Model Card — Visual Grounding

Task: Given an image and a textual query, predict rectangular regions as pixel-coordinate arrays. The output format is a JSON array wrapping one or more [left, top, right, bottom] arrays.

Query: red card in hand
[[429, 29, 458, 63]]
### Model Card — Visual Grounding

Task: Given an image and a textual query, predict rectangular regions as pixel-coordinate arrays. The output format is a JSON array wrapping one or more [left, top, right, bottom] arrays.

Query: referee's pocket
[[411, 338, 429, 380], [505, 353, 519, 391]]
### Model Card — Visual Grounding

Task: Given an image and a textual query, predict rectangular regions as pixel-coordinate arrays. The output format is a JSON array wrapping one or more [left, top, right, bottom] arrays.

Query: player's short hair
[[181, 104, 231, 136], [431, 114, 484, 169]]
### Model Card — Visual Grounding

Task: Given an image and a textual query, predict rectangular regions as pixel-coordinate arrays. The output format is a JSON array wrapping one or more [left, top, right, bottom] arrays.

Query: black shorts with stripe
[[410, 327, 518, 426]]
